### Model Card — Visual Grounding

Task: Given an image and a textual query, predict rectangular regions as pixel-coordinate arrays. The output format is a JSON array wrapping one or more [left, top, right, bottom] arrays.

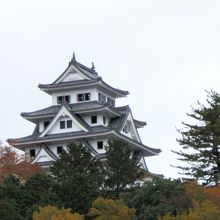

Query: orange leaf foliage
[[204, 184, 220, 206], [0, 145, 41, 183]]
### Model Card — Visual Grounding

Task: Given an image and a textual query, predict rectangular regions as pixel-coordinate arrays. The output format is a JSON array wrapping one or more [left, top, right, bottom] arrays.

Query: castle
[[8, 53, 161, 174]]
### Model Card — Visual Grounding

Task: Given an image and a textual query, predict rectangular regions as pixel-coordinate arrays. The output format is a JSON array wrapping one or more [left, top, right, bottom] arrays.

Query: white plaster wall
[[51, 88, 98, 105], [25, 146, 41, 158], [62, 72, 86, 82], [89, 139, 108, 154], [39, 122, 44, 133], [97, 90, 116, 104], [83, 114, 108, 126], [121, 113, 139, 141], [45, 143, 67, 157], [47, 116, 84, 135]]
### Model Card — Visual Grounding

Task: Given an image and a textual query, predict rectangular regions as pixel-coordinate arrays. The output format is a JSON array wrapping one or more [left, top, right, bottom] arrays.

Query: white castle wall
[[51, 88, 98, 105]]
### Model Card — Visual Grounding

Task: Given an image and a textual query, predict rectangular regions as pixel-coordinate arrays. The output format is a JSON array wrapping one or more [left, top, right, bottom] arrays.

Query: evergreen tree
[[50, 142, 102, 214], [175, 90, 220, 185], [50, 142, 101, 181], [123, 178, 191, 220], [103, 139, 141, 199]]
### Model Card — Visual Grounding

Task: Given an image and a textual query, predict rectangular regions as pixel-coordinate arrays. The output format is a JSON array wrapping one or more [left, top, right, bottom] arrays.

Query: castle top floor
[[38, 53, 129, 106]]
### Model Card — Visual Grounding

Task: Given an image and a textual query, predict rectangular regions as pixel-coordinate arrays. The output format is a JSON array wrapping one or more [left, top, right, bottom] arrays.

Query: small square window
[[77, 94, 84, 101], [57, 146, 63, 154], [44, 121, 50, 129], [57, 96, 63, 104], [85, 93, 90, 101], [98, 93, 106, 103], [30, 149, 36, 157], [64, 95, 70, 103], [97, 141, 103, 150], [91, 116, 97, 124], [67, 120, 72, 128], [60, 121, 65, 129]]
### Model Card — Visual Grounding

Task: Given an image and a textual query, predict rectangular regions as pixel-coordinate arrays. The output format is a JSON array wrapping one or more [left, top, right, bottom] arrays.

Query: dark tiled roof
[[21, 101, 120, 120], [52, 59, 99, 84], [76, 61, 98, 76], [40, 78, 100, 89], [39, 78, 129, 97], [109, 106, 130, 131], [134, 119, 147, 128], [8, 127, 161, 156], [7, 126, 112, 145]]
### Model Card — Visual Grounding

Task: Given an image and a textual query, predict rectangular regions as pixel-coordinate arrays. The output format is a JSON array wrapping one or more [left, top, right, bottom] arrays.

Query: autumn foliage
[[32, 205, 84, 220], [0, 145, 40, 182], [88, 197, 135, 220]]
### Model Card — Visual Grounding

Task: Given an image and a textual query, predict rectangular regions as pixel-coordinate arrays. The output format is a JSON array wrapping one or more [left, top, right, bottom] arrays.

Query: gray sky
[[1, 0, 220, 178]]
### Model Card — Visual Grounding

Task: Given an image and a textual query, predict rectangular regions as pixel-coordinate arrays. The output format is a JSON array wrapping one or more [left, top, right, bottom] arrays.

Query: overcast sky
[[1, 0, 220, 178]]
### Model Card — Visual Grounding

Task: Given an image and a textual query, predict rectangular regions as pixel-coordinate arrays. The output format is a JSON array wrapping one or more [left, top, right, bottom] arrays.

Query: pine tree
[[175, 90, 220, 185], [50, 143, 102, 214], [103, 139, 141, 198]]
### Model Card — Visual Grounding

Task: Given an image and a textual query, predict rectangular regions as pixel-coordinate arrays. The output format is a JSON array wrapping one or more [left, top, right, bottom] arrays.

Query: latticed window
[[98, 93, 106, 103], [57, 95, 70, 104], [107, 97, 115, 107], [123, 121, 131, 133], [77, 93, 90, 102]]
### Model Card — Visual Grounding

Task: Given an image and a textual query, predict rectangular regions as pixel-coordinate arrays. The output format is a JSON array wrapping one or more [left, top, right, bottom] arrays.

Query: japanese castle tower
[[8, 53, 161, 173]]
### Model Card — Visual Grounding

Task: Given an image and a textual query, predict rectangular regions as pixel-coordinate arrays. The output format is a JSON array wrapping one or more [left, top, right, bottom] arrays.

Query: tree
[[50, 142, 101, 181], [51, 142, 102, 214], [174, 91, 220, 185], [0, 175, 28, 219], [88, 197, 135, 220], [103, 139, 142, 199], [32, 205, 84, 220], [123, 178, 191, 220], [159, 200, 220, 220], [0, 145, 40, 183], [0, 199, 24, 220], [55, 173, 100, 214], [23, 173, 58, 219]]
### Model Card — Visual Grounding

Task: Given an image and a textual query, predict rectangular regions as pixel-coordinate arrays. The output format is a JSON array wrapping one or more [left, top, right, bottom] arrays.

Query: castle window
[[60, 121, 65, 129], [57, 96, 63, 104], [30, 149, 36, 157], [64, 95, 70, 103], [107, 97, 115, 107], [91, 116, 97, 124], [123, 122, 131, 133], [57, 95, 70, 104], [60, 120, 72, 129], [98, 93, 106, 103], [44, 121, 50, 129], [77, 93, 90, 102], [103, 117, 106, 125], [57, 146, 63, 154], [97, 141, 103, 150], [67, 120, 72, 128]]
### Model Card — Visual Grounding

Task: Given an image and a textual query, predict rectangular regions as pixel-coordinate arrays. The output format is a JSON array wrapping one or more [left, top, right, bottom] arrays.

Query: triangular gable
[[32, 146, 56, 163], [120, 109, 142, 143], [39, 105, 89, 137], [54, 65, 91, 84], [139, 154, 148, 171]]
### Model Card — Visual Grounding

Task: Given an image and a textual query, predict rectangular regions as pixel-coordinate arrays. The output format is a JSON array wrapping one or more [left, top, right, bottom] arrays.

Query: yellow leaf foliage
[[88, 197, 135, 220], [32, 205, 84, 220], [159, 200, 220, 220]]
